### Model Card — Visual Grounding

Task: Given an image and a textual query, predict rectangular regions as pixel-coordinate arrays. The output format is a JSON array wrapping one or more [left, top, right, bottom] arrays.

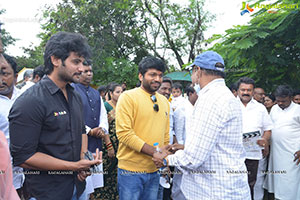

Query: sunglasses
[[150, 95, 159, 112]]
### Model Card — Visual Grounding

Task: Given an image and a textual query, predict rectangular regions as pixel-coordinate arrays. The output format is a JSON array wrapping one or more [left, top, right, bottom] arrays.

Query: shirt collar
[[76, 83, 90, 91], [43, 76, 73, 95], [237, 96, 256, 107], [198, 78, 225, 96]]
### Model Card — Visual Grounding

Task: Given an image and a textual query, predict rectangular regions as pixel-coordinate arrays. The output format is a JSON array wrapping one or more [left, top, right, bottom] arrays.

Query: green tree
[[35, 0, 212, 88], [143, 0, 213, 68], [209, 0, 300, 92], [0, 9, 16, 51]]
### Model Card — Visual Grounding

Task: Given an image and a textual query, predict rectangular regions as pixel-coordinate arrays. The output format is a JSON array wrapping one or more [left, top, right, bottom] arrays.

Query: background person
[[97, 82, 123, 200]]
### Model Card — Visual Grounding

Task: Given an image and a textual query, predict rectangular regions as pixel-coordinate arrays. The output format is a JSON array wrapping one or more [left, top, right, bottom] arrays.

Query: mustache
[[152, 81, 161, 85], [0, 82, 8, 87], [242, 94, 250, 97], [74, 72, 82, 76]]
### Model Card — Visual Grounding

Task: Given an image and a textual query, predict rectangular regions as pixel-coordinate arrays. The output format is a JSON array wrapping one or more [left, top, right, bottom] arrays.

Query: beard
[[142, 80, 161, 93], [0, 84, 14, 96]]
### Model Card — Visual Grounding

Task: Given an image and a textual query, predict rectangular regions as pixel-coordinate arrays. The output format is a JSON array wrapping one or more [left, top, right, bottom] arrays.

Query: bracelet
[[106, 142, 112, 147], [106, 143, 113, 149], [107, 146, 113, 150]]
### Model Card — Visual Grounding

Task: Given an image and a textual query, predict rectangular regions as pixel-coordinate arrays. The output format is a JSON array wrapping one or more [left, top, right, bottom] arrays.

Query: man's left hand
[[77, 170, 91, 182], [257, 138, 269, 157]]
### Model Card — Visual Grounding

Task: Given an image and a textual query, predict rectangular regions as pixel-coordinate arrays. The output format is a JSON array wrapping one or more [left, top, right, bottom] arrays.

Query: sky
[[0, 0, 252, 57]]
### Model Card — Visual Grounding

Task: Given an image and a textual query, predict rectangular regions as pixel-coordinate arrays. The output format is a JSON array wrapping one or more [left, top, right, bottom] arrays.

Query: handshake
[[152, 143, 184, 168]]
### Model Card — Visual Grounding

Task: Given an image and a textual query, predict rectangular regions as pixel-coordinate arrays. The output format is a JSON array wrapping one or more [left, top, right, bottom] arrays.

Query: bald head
[[253, 88, 265, 103]]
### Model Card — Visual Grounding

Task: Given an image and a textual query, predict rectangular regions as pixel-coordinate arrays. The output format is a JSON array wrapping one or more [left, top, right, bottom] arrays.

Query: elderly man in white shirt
[[0, 53, 24, 195], [172, 86, 198, 200], [264, 85, 300, 200], [153, 51, 251, 200], [236, 77, 273, 200]]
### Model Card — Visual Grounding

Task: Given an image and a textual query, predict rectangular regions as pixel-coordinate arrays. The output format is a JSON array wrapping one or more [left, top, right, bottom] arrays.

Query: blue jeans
[[118, 168, 160, 200], [72, 185, 89, 200]]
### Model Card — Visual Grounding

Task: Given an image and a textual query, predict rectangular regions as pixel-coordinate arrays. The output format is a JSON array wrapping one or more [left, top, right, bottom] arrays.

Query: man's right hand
[[170, 143, 184, 154], [75, 149, 102, 171]]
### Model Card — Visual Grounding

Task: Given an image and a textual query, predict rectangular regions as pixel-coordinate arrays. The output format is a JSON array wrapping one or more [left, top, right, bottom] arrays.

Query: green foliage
[[0, 9, 16, 51], [24, 0, 212, 88], [210, 1, 300, 92], [15, 45, 44, 72]]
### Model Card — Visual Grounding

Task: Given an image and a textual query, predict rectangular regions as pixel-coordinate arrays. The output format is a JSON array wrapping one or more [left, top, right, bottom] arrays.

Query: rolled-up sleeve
[[9, 96, 44, 166]]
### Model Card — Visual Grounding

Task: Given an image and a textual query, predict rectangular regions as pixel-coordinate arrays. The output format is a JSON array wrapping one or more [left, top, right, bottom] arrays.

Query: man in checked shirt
[[153, 51, 251, 200]]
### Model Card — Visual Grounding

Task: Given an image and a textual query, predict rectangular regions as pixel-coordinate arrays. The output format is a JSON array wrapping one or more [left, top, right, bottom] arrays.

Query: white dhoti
[[263, 103, 300, 200], [254, 157, 267, 200]]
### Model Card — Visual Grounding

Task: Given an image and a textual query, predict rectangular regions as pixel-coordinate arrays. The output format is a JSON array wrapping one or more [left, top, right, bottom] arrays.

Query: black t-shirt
[[9, 76, 86, 199]]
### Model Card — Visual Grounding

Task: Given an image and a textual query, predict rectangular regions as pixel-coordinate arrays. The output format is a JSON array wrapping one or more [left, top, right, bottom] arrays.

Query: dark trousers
[[245, 159, 259, 200]]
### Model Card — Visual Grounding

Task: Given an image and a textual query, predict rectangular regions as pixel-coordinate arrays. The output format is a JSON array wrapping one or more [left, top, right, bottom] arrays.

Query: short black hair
[[33, 65, 45, 79], [229, 82, 238, 91], [97, 85, 107, 94], [3, 53, 17, 75], [173, 82, 183, 91], [185, 86, 196, 96], [293, 89, 300, 96], [107, 82, 122, 100], [162, 76, 173, 86], [274, 85, 293, 98], [265, 93, 275, 102], [44, 32, 92, 75], [237, 77, 255, 89], [138, 56, 166, 76]]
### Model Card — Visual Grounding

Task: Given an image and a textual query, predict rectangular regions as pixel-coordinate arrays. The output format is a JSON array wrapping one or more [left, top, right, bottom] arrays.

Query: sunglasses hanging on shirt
[[150, 95, 159, 112]]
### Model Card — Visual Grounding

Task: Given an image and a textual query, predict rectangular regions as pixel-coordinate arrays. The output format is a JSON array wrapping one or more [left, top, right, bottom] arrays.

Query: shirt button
[[94, 118, 96, 120], [90, 100, 92, 102], [92, 108, 94, 111]]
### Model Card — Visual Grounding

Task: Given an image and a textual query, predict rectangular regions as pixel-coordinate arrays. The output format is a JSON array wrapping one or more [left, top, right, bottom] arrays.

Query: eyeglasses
[[150, 95, 159, 112]]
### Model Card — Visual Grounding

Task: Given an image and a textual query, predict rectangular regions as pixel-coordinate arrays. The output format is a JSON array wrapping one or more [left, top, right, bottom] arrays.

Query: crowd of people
[[1, 31, 300, 200]]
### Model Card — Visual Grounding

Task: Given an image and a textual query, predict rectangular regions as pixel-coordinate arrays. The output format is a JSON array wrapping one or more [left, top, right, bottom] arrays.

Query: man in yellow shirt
[[116, 56, 170, 200]]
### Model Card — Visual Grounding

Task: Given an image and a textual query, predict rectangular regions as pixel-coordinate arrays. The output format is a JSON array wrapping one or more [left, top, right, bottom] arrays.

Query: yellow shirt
[[116, 87, 170, 173]]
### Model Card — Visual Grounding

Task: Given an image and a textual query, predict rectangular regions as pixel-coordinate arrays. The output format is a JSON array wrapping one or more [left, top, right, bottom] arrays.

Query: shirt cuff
[[85, 125, 91, 135], [101, 128, 109, 135], [166, 154, 175, 166]]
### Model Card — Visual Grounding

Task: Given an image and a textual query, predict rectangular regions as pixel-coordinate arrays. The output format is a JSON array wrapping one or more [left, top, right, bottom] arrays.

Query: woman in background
[[96, 82, 123, 200], [264, 93, 275, 113]]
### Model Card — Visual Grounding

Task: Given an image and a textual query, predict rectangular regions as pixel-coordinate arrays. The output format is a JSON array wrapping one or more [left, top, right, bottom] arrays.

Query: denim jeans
[[118, 168, 160, 200]]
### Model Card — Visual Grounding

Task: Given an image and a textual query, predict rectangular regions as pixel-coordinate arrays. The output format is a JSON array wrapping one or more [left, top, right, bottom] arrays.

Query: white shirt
[[173, 98, 193, 144], [167, 79, 250, 200], [19, 81, 35, 94], [85, 97, 108, 135], [171, 95, 185, 111], [264, 102, 300, 200], [0, 87, 22, 143], [0, 87, 24, 189], [238, 97, 273, 160]]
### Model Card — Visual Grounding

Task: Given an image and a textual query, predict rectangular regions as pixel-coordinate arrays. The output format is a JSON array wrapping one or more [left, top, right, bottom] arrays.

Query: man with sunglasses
[[116, 56, 170, 200], [153, 51, 251, 199]]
